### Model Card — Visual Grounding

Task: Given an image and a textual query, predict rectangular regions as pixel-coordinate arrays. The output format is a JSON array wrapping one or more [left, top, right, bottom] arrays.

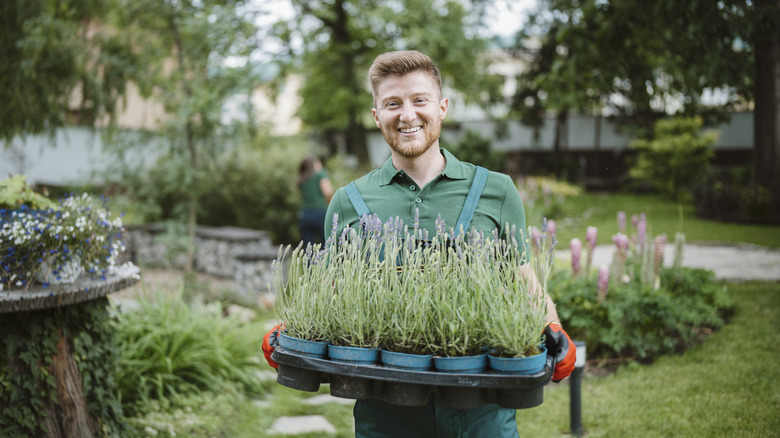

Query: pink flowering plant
[[1, 189, 126, 291], [547, 212, 733, 362]]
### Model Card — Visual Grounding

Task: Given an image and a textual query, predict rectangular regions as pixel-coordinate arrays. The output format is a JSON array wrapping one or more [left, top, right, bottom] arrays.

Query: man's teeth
[[400, 126, 421, 133]]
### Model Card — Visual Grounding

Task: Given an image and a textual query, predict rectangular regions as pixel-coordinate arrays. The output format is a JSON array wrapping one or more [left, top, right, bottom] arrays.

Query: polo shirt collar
[[378, 148, 467, 186]]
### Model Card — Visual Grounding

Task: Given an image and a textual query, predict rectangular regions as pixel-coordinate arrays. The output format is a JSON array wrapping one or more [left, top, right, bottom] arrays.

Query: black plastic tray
[[272, 346, 555, 410]]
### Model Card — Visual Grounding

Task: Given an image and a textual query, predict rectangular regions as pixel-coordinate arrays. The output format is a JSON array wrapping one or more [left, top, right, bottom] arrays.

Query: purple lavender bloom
[[612, 233, 629, 251], [531, 226, 542, 253], [570, 238, 582, 276], [637, 217, 647, 249], [435, 214, 447, 239], [597, 264, 610, 301], [631, 214, 639, 229], [546, 219, 556, 236], [586, 226, 598, 250]]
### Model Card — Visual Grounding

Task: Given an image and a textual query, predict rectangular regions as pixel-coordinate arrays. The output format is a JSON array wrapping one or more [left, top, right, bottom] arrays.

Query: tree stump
[[1, 264, 140, 437]]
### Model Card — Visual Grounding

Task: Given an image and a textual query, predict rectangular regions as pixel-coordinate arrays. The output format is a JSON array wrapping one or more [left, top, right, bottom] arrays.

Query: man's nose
[[399, 102, 415, 122]]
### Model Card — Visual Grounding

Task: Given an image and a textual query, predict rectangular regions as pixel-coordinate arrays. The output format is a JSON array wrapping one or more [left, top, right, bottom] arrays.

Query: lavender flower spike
[[597, 264, 609, 302], [585, 226, 597, 274], [586, 226, 598, 250], [570, 238, 582, 277], [617, 211, 626, 233], [547, 219, 557, 236], [637, 216, 647, 250]]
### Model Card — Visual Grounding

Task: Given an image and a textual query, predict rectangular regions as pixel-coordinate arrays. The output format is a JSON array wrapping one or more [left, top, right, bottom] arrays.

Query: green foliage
[[113, 291, 269, 417], [197, 136, 309, 244], [124, 384, 262, 438], [0, 175, 57, 210], [692, 166, 780, 224], [0, 298, 128, 436], [442, 130, 505, 172], [550, 266, 733, 360], [0, 0, 136, 141], [102, 0, 261, 269], [629, 117, 716, 201], [515, 0, 755, 136], [516, 175, 582, 228]]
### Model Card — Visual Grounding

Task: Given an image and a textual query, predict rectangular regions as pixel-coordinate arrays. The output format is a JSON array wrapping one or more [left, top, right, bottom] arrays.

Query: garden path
[[556, 242, 780, 282]]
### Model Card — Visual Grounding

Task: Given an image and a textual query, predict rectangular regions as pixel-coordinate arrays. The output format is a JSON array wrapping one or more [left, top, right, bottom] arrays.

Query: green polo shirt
[[325, 148, 527, 253]]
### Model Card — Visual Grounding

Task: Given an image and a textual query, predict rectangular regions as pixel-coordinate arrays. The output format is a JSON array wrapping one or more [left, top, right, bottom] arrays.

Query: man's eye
[[386, 102, 399, 108]]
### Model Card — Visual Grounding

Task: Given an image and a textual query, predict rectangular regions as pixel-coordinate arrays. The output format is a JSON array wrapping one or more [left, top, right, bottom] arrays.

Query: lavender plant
[[273, 213, 552, 358]]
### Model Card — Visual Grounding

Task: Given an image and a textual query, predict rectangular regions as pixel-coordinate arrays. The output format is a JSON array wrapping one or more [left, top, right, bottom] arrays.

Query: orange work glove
[[262, 322, 285, 369], [544, 322, 577, 382]]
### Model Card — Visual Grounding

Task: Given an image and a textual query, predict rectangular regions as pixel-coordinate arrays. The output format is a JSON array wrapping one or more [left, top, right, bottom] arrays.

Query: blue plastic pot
[[328, 344, 380, 365], [380, 350, 434, 371], [433, 352, 488, 374], [488, 345, 547, 375], [278, 332, 328, 359]]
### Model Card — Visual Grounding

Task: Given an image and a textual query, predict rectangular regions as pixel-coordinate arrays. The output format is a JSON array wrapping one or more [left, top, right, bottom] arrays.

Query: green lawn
[[548, 192, 780, 249]]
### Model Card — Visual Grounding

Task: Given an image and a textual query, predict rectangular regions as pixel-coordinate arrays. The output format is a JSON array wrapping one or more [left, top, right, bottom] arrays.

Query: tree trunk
[[753, 0, 780, 194], [44, 330, 100, 437]]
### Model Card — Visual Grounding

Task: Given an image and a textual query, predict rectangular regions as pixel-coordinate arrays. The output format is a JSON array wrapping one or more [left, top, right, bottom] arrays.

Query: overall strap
[[455, 166, 489, 236], [345, 181, 371, 218]]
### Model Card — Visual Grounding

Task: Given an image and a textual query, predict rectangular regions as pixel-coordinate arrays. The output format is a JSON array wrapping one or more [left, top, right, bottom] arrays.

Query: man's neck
[[391, 145, 446, 188]]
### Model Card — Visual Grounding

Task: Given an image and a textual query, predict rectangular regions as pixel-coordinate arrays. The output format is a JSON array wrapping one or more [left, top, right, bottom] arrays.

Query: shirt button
[[415, 197, 422, 203], [410, 185, 416, 191]]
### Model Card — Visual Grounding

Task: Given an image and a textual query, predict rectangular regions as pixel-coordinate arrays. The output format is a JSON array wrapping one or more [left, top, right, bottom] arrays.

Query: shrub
[[629, 117, 716, 201], [113, 291, 269, 416], [692, 166, 780, 224]]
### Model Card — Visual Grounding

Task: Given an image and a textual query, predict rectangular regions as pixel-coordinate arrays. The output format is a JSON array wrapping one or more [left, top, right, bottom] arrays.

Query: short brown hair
[[368, 50, 442, 105]]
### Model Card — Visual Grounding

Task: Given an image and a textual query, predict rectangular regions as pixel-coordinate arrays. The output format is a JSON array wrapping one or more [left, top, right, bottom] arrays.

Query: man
[[264, 50, 576, 437]]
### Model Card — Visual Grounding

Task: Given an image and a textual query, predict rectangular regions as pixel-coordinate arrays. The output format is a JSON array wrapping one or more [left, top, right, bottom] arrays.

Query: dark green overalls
[[344, 166, 520, 438]]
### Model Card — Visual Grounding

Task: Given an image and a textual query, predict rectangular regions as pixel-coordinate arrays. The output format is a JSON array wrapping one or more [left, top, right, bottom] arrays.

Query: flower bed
[[552, 212, 735, 363]]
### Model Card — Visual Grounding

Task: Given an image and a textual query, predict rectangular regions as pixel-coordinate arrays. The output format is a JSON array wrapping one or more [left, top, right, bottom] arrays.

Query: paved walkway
[[262, 243, 780, 435], [561, 243, 780, 282]]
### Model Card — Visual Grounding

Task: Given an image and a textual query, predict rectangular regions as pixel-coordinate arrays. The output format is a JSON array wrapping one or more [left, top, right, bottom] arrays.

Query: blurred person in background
[[297, 156, 334, 246]]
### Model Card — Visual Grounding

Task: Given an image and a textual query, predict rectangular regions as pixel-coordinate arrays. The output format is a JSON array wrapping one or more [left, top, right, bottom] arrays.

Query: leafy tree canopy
[[513, 0, 758, 137], [0, 0, 136, 143]]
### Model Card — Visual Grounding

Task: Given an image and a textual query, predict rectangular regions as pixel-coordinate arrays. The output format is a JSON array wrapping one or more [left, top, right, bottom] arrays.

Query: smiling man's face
[[372, 70, 449, 159]]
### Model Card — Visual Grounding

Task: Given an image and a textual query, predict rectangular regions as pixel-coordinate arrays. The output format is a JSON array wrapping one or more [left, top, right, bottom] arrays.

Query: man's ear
[[372, 108, 380, 127], [439, 98, 449, 120]]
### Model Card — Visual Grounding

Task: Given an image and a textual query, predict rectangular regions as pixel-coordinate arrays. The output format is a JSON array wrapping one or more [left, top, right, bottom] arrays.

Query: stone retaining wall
[[123, 224, 282, 307]]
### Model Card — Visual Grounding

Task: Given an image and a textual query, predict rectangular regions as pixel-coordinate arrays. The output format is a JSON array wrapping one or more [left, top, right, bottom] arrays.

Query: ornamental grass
[[273, 212, 554, 358]]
